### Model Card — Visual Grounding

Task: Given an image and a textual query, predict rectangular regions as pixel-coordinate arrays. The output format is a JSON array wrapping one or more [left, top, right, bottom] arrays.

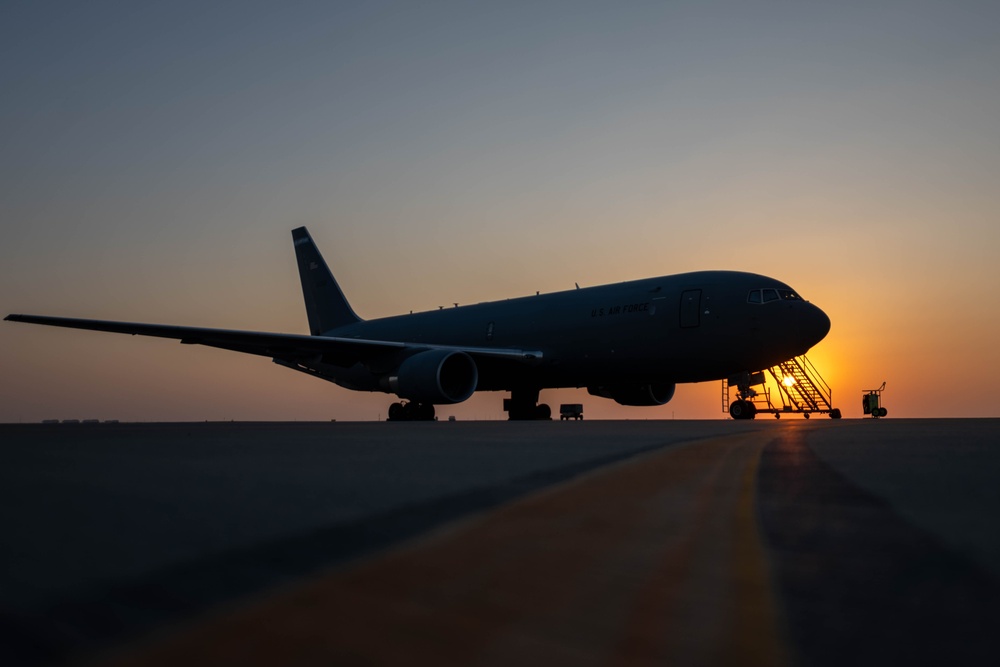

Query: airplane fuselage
[[307, 270, 829, 393]]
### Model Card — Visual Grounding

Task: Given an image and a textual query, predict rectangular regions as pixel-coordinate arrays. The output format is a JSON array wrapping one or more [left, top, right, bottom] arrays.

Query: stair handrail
[[799, 355, 832, 405], [770, 364, 806, 411]]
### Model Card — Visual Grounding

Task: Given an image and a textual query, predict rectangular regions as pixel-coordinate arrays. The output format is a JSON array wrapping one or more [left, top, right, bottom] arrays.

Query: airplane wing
[[3, 314, 542, 367]]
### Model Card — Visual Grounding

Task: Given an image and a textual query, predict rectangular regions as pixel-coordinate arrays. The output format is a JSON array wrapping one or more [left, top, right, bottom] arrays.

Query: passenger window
[[747, 290, 762, 304], [763, 289, 779, 302]]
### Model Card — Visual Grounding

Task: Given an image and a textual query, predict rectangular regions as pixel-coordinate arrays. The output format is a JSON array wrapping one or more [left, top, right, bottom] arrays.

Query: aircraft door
[[679, 289, 701, 328]]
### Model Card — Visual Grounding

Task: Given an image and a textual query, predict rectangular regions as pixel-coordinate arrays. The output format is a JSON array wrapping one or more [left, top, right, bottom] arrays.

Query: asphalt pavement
[[1, 419, 998, 666]]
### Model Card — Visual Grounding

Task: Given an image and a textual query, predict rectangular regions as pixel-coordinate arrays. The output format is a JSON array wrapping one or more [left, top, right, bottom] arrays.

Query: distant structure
[[42, 418, 119, 424]]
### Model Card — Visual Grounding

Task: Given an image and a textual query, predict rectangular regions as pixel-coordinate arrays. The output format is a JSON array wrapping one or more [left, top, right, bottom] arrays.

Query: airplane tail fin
[[292, 227, 362, 334]]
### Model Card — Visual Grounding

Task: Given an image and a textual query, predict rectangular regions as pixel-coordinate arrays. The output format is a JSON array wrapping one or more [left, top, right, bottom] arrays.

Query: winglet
[[292, 227, 362, 334]]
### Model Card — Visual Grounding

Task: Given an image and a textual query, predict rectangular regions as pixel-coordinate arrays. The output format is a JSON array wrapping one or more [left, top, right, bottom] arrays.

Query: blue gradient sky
[[3, 1, 999, 421]]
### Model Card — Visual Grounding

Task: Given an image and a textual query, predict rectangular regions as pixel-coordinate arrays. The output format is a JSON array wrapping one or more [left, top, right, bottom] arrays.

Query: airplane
[[5, 227, 832, 420]]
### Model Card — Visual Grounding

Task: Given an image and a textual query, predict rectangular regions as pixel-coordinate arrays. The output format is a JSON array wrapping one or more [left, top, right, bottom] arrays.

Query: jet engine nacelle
[[392, 349, 478, 404], [587, 382, 676, 406]]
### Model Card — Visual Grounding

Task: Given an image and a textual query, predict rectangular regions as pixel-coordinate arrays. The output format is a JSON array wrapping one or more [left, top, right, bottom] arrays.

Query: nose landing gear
[[729, 399, 758, 420]]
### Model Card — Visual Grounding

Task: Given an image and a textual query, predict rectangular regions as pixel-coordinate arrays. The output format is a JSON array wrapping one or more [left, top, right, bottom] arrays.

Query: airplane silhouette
[[6, 227, 831, 420]]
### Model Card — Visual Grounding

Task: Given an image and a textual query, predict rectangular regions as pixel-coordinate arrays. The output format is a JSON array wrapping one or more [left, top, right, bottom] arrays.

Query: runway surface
[[1, 419, 998, 665]]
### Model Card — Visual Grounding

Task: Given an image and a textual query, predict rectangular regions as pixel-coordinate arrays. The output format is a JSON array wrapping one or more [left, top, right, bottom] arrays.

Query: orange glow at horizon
[[2, 2, 999, 422]]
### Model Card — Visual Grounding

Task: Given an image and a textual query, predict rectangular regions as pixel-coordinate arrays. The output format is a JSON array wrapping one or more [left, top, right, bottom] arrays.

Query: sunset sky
[[3, 0, 998, 422]]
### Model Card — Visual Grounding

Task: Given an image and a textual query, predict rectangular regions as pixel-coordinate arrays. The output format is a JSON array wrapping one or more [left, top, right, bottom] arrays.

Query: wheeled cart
[[559, 404, 584, 420], [863, 382, 888, 418]]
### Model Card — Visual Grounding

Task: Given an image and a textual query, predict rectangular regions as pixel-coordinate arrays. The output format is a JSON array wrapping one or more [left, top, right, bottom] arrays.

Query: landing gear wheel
[[745, 402, 757, 420], [535, 404, 551, 420], [729, 400, 747, 420], [388, 402, 403, 421]]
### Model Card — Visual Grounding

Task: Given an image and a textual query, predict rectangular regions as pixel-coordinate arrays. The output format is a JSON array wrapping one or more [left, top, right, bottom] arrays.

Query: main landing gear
[[388, 389, 554, 422], [504, 388, 552, 421], [387, 401, 435, 421]]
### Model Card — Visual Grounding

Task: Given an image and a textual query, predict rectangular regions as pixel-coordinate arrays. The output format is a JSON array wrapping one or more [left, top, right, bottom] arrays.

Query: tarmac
[[1, 418, 999, 666]]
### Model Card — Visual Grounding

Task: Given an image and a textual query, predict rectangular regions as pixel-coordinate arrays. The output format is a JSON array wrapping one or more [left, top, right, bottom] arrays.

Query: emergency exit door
[[680, 289, 701, 328]]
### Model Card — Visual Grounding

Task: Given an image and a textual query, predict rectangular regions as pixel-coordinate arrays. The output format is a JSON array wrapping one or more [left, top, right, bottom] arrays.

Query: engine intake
[[588, 382, 676, 406], [393, 349, 478, 404]]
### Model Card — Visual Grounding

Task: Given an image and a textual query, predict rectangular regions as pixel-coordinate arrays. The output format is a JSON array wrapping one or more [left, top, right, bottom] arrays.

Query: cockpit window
[[749, 288, 803, 304]]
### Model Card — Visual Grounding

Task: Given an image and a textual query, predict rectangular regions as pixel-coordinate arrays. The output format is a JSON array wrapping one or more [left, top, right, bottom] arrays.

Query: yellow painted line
[[722, 435, 791, 667], [93, 430, 790, 667]]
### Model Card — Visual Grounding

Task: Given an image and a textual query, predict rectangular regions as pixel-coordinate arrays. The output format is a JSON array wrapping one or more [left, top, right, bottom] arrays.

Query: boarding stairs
[[723, 354, 839, 419], [769, 356, 832, 414]]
